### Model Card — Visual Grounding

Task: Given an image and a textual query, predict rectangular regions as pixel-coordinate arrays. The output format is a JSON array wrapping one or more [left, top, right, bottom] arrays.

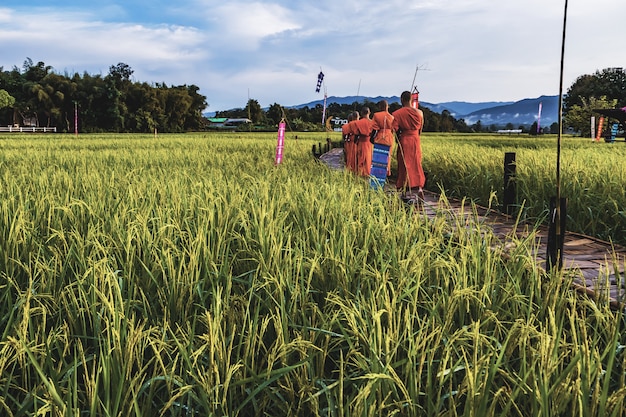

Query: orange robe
[[342, 121, 358, 173], [371, 110, 395, 174], [353, 117, 373, 177], [392, 106, 425, 190]]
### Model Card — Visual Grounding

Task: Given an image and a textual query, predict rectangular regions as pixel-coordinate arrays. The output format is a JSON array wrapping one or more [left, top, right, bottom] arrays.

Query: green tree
[[565, 68, 626, 112], [266, 103, 283, 126], [184, 84, 207, 130], [550, 122, 560, 134], [564, 96, 617, 137], [0, 89, 15, 124], [0, 89, 15, 109], [245, 99, 263, 124], [102, 63, 135, 132], [0, 59, 208, 133], [439, 110, 454, 132]]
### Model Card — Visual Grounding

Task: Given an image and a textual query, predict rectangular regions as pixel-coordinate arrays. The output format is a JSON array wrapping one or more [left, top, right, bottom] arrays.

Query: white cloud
[[201, 1, 300, 50], [0, 8, 207, 87], [1, 0, 626, 111]]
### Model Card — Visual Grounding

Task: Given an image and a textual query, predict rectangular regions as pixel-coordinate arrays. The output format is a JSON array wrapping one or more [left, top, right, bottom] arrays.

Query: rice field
[[0, 132, 625, 416], [423, 133, 626, 246]]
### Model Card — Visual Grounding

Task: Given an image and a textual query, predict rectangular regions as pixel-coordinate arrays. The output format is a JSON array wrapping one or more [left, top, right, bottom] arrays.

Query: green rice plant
[[0, 132, 625, 416]]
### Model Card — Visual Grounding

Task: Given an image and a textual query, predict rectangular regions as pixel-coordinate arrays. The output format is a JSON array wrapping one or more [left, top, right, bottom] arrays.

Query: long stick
[[410, 64, 419, 90], [556, 0, 568, 203], [549, 0, 568, 270]]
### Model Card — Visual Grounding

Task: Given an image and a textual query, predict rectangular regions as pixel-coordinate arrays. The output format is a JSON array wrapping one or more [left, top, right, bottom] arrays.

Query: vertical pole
[[547, 197, 567, 270], [547, 0, 568, 272], [74, 101, 78, 136], [503, 152, 516, 215], [556, 0, 567, 205]]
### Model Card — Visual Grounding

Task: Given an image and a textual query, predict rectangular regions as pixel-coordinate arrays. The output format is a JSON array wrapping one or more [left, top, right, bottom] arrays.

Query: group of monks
[[341, 91, 426, 199]]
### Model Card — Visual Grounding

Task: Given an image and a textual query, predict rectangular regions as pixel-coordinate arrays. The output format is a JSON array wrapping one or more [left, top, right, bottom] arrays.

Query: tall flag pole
[[537, 102, 543, 134], [547, 0, 568, 271], [322, 85, 328, 125], [410, 65, 419, 90], [410, 64, 421, 108], [556, 0, 567, 206], [74, 101, 78, 136]]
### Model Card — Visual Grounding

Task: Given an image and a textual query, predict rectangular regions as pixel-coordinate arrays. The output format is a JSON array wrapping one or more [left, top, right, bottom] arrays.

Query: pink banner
[[275, 121, 286, 164]]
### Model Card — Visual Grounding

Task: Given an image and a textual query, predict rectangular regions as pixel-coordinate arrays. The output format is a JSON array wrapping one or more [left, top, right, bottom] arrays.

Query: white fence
[[496, 129, 522, 135], [0, 126, 57, 133]]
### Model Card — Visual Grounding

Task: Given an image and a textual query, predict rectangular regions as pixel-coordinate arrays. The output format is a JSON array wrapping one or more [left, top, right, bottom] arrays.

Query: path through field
[[319, 147, 626, 309]]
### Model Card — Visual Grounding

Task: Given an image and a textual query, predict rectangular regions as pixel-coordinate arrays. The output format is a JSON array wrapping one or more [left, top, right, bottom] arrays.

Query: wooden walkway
[[319, 148, 626, 309]]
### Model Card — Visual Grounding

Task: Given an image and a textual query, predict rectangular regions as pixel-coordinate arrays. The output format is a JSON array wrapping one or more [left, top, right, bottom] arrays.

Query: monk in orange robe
[[353, 107, 373, 177], [370, 100, 395, 175], [392, 91, 425, 197], [342, 112, 359, 173]]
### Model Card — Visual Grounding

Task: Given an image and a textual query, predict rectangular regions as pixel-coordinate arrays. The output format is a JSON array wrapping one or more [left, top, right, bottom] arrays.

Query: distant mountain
[[206, 95, 559, 127], [460, 95, 559, 126], [427, 101, 515, 116], [289, 95, 555, 126], [292, 96, 509, 116], [292, 95, 399, 108]]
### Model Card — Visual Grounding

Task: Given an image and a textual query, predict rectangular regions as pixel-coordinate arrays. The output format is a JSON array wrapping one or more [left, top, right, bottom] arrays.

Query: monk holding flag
[[370, 100, 395, 176], [392, 91, 425, 199]]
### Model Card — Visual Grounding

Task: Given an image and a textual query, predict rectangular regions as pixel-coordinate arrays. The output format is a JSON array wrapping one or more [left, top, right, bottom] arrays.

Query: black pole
[[503, 152, 516, 215], [556, 0, 567, 205], [547, 197, 567, 271], [547, 0, 568, 272]]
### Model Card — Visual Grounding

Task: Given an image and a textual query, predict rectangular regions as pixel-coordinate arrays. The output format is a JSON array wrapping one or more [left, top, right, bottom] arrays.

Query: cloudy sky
[[1, 1, 624, 111]]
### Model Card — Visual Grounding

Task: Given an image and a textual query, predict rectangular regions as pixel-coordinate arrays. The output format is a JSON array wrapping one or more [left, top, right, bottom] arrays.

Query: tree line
[[1, 59, 624, 135], [216, 98, 482, 133], [0, 59, 207, 133]]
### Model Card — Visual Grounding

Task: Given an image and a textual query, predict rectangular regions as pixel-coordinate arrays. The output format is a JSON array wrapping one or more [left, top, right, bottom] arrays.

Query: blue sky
[[1, 1, 624, 111]]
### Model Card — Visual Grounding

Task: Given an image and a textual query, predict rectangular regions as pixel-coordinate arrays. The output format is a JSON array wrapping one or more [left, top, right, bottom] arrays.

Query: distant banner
[[596, 117, 604, 142], [610, 123, 619, 142], [315, 71, 324, 93], [590, 116, 595, 141], [537, 102, 542, 134], [275, 120, 286, 164]]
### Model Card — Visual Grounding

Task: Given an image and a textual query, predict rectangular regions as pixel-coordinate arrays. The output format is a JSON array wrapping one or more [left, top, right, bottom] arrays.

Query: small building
[[207, 117, 252, 130]]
